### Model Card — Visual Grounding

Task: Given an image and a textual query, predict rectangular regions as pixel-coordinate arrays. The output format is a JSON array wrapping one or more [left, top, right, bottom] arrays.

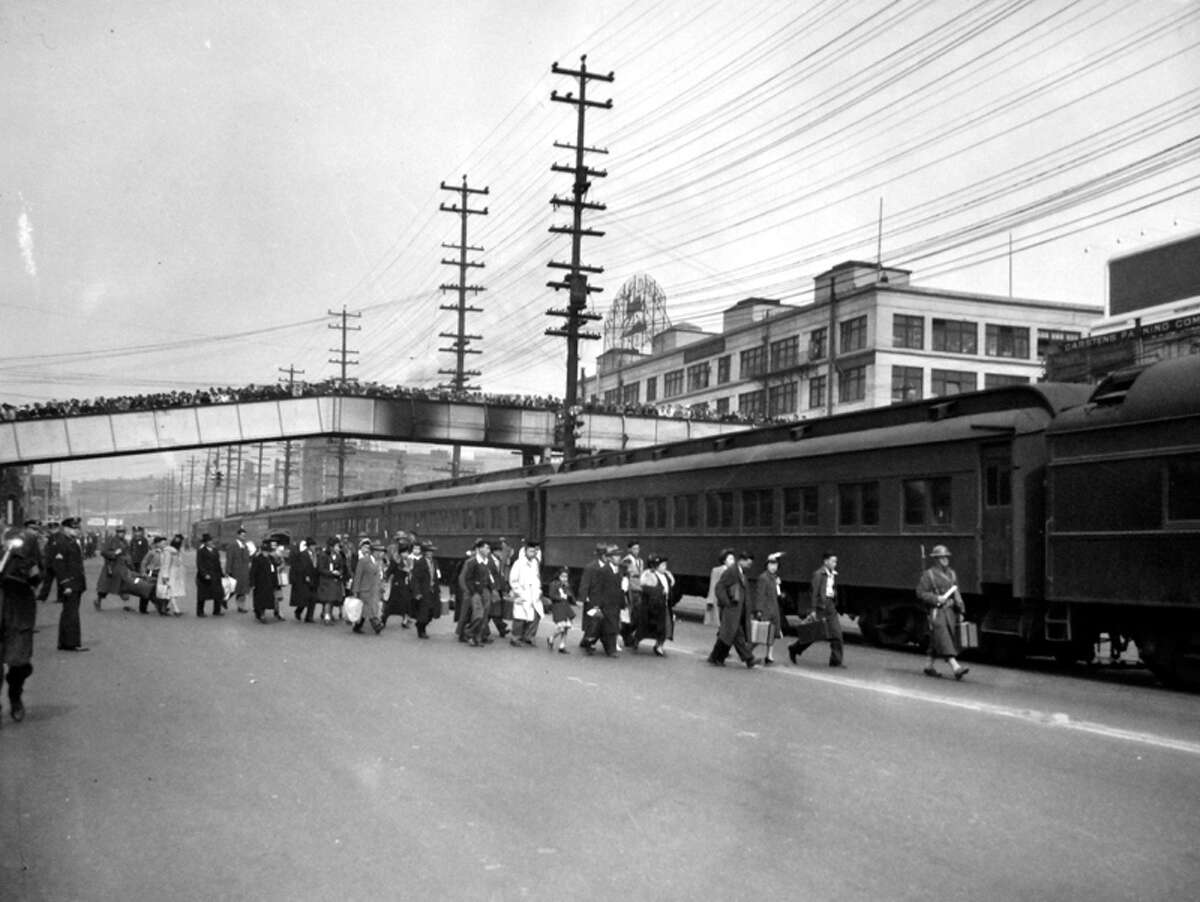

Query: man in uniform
[[40, 516, 88, 651], [708, 550, 760, 668], [2, 524, 43, 722]]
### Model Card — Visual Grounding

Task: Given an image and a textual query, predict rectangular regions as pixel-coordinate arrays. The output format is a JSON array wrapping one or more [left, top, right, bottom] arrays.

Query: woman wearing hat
[[316, 537, 346, 626], [751, 552, 785, 665], [634, 554, 675, 656], [917, 545, 969, 680]]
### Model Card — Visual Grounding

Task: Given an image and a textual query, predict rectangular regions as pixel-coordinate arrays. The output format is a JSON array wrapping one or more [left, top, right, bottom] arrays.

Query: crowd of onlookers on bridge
[[0, 380, 777, 426]]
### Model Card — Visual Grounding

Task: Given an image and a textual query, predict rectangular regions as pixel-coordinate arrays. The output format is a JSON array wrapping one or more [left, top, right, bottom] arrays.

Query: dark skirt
[[551, 600, 576, 623]]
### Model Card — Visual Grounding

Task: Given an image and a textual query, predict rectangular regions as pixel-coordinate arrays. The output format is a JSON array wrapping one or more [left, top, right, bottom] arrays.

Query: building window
[[579, 501, 596, 530], [663, 369, 684, 397], [932, 318, 978, 354], [892, 366, 923, 402], [741, 489, 774, 529], [645, 376, 657, 402], [1037, 328, 1081, 358], [931, 369, 978, 396], [839, 315, 867, 353], [838, 365, 866, 403], [893, 314, 924, 349], [686, 362, 711, 392], [740, 346, 767, 379], [674, 493, 700, 529], [508, 505, 520, 529], [838, 482, 880, 527], [767, 381, 797, 417], [809, 327, 827, 361], [1167, 458, 1200, 521], [770, 335, 800, 371], [603, 388, 619, 405], [618, 498, 639, 530], [809, 375, 826, 410], [715, 397, 730, 415], [984, 373, 1030, 389], [985, 324, 1030, 359], [717, 355, 731, 384], [706, 491, 734, 529], [644, 496, 668, 529], [739, 389, 766, 418], [783, 486, 819, 528], [903, 477, 953, 526], [622, 382, 640, 405]]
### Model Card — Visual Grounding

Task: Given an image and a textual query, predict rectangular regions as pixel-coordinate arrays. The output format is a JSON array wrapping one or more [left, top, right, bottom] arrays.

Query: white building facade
[[582, 261, 1101, 420]]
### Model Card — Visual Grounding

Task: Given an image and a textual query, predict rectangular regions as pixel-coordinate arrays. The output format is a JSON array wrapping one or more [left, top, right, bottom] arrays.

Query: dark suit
[[411, 556, 440, 637], [289, 547, 318, 621], [789, 566, 844, 666], [42, 531, 86, 649], [709, 564, 755, 664], [461, 555, 497, 645], [580, 563, 625, 655], [194, 544, 224, 615]]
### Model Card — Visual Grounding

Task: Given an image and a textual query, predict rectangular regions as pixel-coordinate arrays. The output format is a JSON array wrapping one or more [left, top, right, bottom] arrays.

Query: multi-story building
[[583, 261, 1101, 420]]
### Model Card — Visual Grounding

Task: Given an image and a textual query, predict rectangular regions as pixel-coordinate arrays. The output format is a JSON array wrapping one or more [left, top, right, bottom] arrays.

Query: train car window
[[579, 502, 597, 531], [783, 487, 819, 528], [618, 499, 639, 530], [674, 494, 700, 529], [839, 482, 880, 527], [904, 478, 953, 526], [644, 496, 668, 529], [1167, 459, 1200, 521], [490, 507, 502, 530], [741, 489, 775, 529], [508, 505, 520, 529], [706, 492, 734, 530], [1054, 462, 1160, 531], [985, 465, 1012, 507]]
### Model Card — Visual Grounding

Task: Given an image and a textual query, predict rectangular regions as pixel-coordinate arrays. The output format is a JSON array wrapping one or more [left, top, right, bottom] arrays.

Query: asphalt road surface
[[3, 557, 1199, 901]]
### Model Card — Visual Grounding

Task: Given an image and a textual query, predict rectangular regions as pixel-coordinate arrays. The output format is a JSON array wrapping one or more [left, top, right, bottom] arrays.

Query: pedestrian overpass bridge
[[0, 394, 749, 467]]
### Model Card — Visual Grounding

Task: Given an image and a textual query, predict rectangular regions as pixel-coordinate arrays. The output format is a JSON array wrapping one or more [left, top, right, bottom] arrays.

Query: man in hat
[[129, 525, 150, 573], [461, 538, 498, 647], [194, 533, 224, 617], [579, 544, 626, 657], [350, 539, 385, 634], [708, 550, 760, 668], [42, 517, 88, 651], [226, 527, 252, 613], [2, 523, 44, 722], [508, 540, 543, 647], [620, 540, 645, 649], [95, 525, 131, 610], [250, 538, 282, 623], [410, 542, 441, 639], [576, 542, 609, 644], [788, 550, 844, 668]]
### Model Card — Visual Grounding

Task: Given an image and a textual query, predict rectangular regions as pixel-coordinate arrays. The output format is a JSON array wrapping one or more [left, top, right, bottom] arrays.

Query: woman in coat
[[249, 539, 282, 622], [916, 544, 969, 680], [635, 554, 675, 656], [749, 552, 784, 665], [316, 537, 345, 625], [289, 538, 318, 622], [383, 542, 414, 628], [158, 534, 187, 616]]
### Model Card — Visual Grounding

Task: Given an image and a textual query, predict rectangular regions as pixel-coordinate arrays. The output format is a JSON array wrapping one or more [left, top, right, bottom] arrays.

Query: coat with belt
[[714, 564, 750, 645], [917, 564, 963, 656], [97, 534, 131, 596]]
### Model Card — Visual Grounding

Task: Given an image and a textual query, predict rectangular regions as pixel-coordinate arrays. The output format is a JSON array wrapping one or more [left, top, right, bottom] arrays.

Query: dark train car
[[543, 382, 1091, 646], [1045, 355, 1200, 686]]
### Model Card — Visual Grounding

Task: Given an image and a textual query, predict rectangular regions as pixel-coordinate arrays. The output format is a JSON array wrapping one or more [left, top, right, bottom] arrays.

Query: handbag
[[619, 607, 631, 624]]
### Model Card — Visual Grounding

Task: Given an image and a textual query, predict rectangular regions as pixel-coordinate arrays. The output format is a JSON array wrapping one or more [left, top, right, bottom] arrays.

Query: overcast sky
[[3, 0, 1199, 483]]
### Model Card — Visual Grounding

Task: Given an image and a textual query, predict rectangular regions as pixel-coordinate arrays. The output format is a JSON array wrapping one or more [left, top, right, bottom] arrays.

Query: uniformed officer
[[2, 525, 44, 722]]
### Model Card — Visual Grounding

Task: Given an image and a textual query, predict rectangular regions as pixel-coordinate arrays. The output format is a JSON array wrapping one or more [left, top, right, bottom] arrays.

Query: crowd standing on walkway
[[2, 515, 987, 726]]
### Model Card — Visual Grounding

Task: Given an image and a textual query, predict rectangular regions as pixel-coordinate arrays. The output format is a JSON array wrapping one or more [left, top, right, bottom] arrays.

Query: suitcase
[[749, 618, 772, 644], [792, 614, 828, 645], [122, 575, 155, 600], [957, 620, 979, 649]]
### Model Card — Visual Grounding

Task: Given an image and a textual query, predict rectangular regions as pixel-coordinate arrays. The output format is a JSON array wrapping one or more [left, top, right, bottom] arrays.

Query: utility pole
[[186, 457, 197, 536], [438, 174, 489, 479], [328, 307, 361, 498], [277, 365, 305, 506], [546, 54, 613, 458]]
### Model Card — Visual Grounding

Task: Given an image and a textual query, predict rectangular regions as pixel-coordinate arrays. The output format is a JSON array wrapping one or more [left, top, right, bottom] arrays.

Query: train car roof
[[1048, 355, 1200, 433]]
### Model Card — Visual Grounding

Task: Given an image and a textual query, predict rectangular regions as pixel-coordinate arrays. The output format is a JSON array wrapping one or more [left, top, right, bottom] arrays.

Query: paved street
[[3, 557, 1199, 902]]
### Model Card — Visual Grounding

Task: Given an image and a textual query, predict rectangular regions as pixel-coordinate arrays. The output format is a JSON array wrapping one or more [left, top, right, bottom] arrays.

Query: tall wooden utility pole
[[546, 54, 613, 459], [328, 307, 361, 499], [277, 364, 305, 505], [438, 174, 489, 479]]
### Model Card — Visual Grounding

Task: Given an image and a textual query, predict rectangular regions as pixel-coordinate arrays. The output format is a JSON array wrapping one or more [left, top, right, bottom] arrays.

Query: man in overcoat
[[289, 538, 318, 622], [576, 542, 608, 644], [226, 527, 252, 613], [249, 538, 282, 623], [579, 544, 626, 657], [462, 539, 498, 647], [707, 550, 760, 668], [410, 543, 441, 639], [2, 525, 43, 722], [40, 517, 88, 651], [95, 525, 131, 610], [788, 551, 845, 668], [194, 533, 224, 617]]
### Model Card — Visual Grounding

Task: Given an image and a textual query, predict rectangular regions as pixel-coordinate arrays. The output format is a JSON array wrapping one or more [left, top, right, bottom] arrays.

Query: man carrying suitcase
[[788, 550, 845, 668]]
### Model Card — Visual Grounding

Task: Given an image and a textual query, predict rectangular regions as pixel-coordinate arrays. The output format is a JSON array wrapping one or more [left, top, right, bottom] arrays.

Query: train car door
[[980, 444, 1013, 583]]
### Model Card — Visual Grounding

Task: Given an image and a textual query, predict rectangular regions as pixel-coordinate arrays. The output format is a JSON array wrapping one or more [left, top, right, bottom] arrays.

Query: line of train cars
[[195, 354, 1200, 688]]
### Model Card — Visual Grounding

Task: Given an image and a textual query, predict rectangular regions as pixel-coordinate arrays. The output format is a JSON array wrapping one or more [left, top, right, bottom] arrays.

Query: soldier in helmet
[[1, 525, 45, 722]]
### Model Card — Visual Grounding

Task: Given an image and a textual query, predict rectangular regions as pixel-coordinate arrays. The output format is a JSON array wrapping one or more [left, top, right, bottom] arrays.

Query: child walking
[[546, 568, 576, 654]]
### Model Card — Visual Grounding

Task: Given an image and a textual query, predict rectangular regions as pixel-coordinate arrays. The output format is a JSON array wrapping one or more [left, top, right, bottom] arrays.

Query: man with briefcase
[[788, 551, 845, 668]]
